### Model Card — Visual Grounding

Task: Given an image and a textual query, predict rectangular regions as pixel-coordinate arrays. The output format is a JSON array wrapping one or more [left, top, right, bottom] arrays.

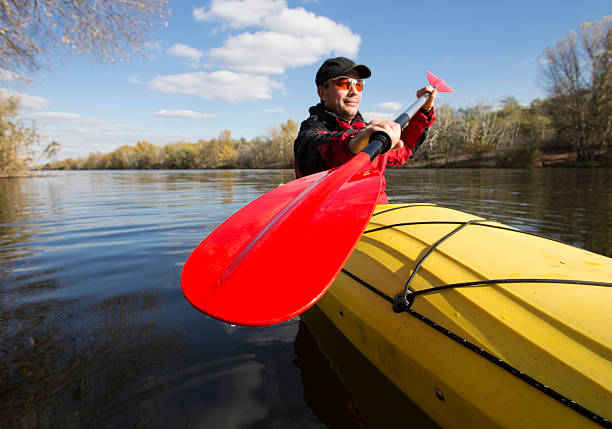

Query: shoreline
[[407, 150, 609, 168], [4, 151, 610, 177]]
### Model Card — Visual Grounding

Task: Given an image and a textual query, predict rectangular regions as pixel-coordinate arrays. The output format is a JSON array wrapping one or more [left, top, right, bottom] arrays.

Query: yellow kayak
[[315, 203, 612, 428]]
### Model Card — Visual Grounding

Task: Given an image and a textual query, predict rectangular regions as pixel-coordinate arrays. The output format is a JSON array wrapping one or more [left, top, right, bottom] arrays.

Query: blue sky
[[1, 0, 610, 160]]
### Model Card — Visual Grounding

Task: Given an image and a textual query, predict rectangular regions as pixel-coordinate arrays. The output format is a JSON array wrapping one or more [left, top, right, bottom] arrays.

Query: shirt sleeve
[[387, 108, 436, 167], [294, 119, 357, 177]]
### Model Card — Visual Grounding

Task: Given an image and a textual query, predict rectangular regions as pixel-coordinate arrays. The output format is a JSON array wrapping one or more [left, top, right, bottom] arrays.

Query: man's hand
[[349, 119, 402, 154], [417, 85, 437, 111]]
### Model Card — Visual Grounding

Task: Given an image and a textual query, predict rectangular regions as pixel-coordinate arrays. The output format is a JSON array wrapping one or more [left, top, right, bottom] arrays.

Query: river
[[1, 168, 610, 428]]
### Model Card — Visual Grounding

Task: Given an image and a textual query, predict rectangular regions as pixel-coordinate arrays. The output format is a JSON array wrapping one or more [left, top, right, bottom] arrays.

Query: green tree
[[520, 99, 554, 148]]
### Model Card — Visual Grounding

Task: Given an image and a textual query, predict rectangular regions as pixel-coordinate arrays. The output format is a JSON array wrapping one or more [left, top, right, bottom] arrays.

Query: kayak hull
[[315, 204, 612, 428]]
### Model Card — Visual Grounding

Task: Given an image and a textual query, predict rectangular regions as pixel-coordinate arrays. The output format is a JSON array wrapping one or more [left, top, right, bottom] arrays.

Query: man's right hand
[[349, 119, 402, 154]]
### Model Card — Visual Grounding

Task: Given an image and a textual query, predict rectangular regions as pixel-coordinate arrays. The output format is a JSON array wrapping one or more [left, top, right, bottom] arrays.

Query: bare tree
[[581, 17, 612, 164], [0, 0, 170, 76], [264, 119, 298, 168], [539, 16, 611, 161], [421, 103, 460, 158]]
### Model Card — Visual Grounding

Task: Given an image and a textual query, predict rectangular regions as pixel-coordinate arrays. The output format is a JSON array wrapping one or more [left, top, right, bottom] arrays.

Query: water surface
[[1, 169, 610, 428]]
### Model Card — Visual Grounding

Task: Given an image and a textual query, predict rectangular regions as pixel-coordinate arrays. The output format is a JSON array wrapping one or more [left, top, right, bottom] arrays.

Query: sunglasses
[[331, 77, 364, 92]]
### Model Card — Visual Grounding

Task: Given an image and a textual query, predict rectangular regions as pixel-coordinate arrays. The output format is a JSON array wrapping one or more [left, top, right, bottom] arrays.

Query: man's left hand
[[417, 85, 437, 111]]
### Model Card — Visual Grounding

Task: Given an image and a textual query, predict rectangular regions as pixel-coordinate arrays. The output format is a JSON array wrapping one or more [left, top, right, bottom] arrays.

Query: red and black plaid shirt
[[293, 103, 435, 202]]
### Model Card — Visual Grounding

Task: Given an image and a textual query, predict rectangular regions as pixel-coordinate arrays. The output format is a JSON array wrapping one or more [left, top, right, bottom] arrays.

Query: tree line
[[40, 121, 299, 171], [419, 16, 611, 167], [39, 91, 604, 172]]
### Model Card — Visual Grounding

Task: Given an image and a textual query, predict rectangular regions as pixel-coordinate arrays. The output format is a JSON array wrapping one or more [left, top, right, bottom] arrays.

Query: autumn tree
[[261, 119, 299, 168], [0, 0, 169, 77], [110, 145, 139, 169], [0, 93, 38, 175], [164, 141, 197, 170], [136, 140, 164, 169], [194, 140, 217, 169], [217, 129, 236, 167]]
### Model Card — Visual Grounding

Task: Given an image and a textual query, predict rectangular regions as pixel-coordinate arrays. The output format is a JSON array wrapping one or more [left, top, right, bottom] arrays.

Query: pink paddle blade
[[427, 71, 454, 93]]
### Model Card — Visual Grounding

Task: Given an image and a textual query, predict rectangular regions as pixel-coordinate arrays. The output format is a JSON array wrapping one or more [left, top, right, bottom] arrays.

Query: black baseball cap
[[315, 57, 371, 86]]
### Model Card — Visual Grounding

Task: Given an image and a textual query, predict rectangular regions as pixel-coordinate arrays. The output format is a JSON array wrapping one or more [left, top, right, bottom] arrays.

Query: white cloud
[[127, 75, 142, 84], [521, 57, 535, 67], [263, 7, 356, 44], [153, 1, 361, 103], [209, 31, 327, 74], [28, 112, 81, 122], [144, 41, 162, 51], [23, 111, 144, 133], [143, 40, 163, 60], [193, 0, 286, 28], [167, 43, 204, 66], [10, 106, 212, 160], [0, 68, 22, 82], [98, 122, 145, 132], [0, 89, 51, 110], [376, 101, 403, 112], [27, 113, 150, 159], [148, 71, 284, 102], [537, 56, 551, 66], [362, 111, 395, 122], [47, 131, 201, 160], [198, 0, 361, 75], [155, 109, 217, 118]]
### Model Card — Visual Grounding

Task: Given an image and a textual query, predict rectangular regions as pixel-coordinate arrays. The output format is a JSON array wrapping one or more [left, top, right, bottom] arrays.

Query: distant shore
[[407, 150, 609, 169], [8, 150, 607, 177]]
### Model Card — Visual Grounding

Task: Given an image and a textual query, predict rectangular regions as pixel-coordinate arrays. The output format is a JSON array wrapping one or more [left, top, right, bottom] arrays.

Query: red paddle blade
[[181, 152, 382, 326], [427, 71, 454, 93]]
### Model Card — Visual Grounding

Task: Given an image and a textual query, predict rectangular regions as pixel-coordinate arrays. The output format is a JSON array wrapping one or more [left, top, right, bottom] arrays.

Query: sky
[[1, 0, 610, 160]]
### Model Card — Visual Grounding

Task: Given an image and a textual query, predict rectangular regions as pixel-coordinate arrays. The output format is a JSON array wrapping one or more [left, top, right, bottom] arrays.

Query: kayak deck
[[315, 203, 612, 428]]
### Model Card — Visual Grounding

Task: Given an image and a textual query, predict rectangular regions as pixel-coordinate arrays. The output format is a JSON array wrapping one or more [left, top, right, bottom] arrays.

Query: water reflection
[[0, 291, 181, 428], [129, 355, 268, 429], [386, 168, 612, 256], [297, 307, 440, 429]]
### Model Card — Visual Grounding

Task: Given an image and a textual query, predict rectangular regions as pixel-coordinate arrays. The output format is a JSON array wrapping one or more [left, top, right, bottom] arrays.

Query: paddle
[[181, 72, 453, 326]]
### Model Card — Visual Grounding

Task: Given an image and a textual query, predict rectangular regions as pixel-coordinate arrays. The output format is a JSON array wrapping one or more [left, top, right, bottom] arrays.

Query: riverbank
[[407, 150, 610, 168], [13, 149, 609, 176]]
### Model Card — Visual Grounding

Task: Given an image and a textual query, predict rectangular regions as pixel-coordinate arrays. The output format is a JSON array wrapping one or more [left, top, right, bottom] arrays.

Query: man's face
[[318, 69, 363, 121]]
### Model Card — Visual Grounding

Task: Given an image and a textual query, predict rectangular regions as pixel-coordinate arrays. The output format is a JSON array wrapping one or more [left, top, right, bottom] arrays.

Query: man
[[293, 57, 437, 203]]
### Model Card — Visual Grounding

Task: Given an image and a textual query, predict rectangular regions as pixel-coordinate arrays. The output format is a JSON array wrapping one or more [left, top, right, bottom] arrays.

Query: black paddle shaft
[[362, 93, 430, 161]]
